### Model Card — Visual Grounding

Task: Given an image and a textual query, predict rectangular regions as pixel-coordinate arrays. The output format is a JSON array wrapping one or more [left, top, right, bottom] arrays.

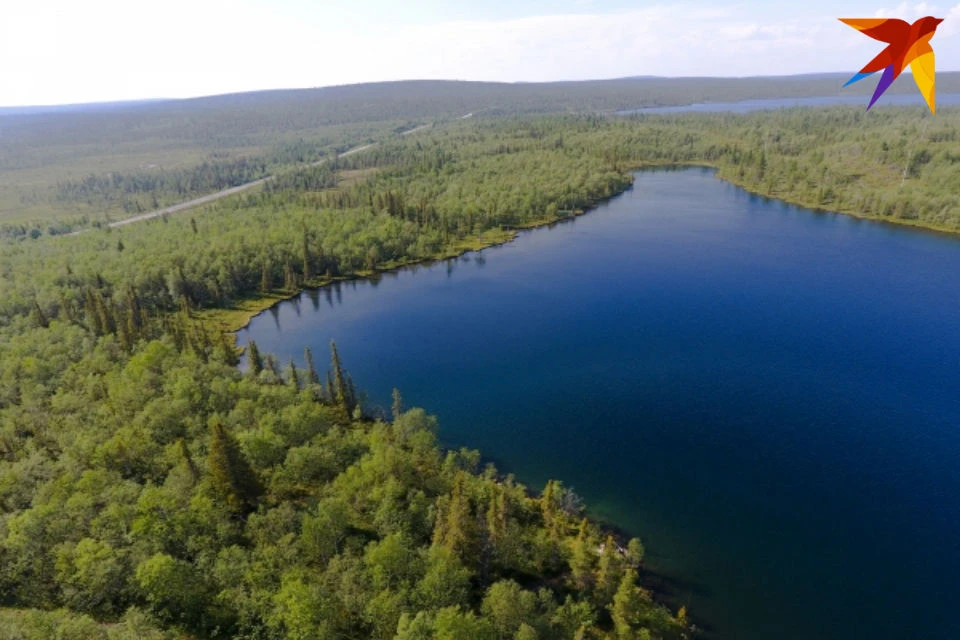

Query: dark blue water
[[617, 92, 960, 114], [238, 169, 960, 640]]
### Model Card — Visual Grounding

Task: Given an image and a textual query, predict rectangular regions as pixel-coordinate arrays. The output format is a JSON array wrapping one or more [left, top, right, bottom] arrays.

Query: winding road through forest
[[72, 120, 441, 234]]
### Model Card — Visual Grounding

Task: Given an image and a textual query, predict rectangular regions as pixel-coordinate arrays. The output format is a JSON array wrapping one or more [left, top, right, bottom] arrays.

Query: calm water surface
[[239, 169, 960, 640], [617, 92, 960, 113]]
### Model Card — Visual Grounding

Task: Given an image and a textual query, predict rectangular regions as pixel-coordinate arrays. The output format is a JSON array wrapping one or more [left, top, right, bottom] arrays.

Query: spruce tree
[[247, 340, 264, 376], [207, 419, 264, 516], [84, 288, 104, 335], [304, 347, 320, 385], [287, 358, 300, 390], [433, 472, 475, 562], [329, 340, 355, 416], [218, 333, 239, 367]]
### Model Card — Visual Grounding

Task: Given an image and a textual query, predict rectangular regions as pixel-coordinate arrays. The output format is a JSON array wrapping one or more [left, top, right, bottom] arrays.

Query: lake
[[238, 168, 960, 640], [617, 92, 960, 114]]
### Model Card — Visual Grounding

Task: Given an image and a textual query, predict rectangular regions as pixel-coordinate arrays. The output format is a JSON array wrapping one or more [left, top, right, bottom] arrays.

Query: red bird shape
[[840, 16, 943, 112]]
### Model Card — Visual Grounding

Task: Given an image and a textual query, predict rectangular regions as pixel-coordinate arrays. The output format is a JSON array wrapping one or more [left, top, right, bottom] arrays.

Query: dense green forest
[[2, 107, 959, 330], [5, 73, 959, 234], [4, 80, 960, 638], [0, 325, 688, 639], [0, 111, 702, 639], [615, 108, 960, 230]]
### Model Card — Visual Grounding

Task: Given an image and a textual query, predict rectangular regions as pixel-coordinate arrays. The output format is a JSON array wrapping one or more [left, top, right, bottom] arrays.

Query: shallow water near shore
[[239, 168, 960, 639]]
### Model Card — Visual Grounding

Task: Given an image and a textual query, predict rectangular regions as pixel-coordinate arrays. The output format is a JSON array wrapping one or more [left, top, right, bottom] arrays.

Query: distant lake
[[238, 169, 960, 640], [618, 92, 960, 114]]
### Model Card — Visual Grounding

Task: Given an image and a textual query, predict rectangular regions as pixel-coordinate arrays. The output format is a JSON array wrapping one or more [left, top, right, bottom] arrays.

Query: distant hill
[[5, 73, 960, 121], [130, 73, 960, 117], [4, 73, 958, 228]]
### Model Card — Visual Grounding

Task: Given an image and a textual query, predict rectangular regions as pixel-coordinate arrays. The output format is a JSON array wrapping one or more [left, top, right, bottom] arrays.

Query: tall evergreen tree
[[207, 419, 264, 516], [304, 347, 320, 385], [218, 333, 239, 367], [329, 340, 356, 416], [287, 358, 300, 390], [609, 569, 651, 640], [247, 340, 264, 376], [432, 472, 476, 563]]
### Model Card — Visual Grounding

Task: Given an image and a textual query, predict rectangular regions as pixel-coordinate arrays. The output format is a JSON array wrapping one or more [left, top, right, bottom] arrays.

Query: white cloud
[[870, 3, 960, 37], [1, 1, 959, 106], [875, 2, 937, 19], [942, 3, 960, 35]]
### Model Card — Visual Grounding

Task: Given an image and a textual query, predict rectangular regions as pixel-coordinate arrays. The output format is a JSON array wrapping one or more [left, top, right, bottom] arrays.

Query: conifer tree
[[595, 535, 623, 607], [325, 371, 335, 404], [117, 318, 134, 353], [609, 568, 651, 639], [569, 519, 596, 592], [84, 288, 104, 335], [283, 262, 297, 291], [124, 286, 144, 344], [95, 292, 116, 335], [433, 472, 475, 562], [329, 340, 356, 416], [304, 347, 320, 385], [218, 333, 239, 367], [207, 419, 264, 516], [287, 358, 300, 390], [247, 340, 264, 376], [541, 480, 564, 538]]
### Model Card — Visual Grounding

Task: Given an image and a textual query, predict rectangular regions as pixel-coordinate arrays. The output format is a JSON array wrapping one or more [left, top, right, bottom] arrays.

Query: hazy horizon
[[4, 0, 960, 108], [3, 70, 958, 111]]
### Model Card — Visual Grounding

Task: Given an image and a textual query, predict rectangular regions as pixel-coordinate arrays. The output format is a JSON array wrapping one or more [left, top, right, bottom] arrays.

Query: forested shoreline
[[6, 73, 960, 235], [0, 113, 690, 640], [4, 94, 960, 638]]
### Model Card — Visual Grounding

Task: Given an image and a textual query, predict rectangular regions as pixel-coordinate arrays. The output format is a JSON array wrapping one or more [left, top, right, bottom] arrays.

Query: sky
[[2, 0, 959, 106]]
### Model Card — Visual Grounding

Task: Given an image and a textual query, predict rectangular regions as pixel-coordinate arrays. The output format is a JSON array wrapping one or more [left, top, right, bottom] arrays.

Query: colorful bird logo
[[840, 16, 943, 113]]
